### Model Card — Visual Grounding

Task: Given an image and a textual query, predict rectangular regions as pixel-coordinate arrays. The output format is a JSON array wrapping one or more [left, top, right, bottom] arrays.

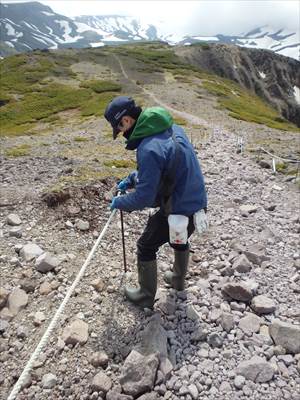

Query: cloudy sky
[[3, 1, 299, 35]]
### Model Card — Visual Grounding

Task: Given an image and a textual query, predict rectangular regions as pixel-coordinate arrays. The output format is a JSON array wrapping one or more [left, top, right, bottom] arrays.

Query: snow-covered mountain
[[0, 1, 299, 60], [181, 26, 299, 60]]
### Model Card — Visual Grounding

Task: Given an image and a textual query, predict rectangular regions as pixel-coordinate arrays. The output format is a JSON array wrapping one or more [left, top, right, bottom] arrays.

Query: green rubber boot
[[164, 248, 189, 290], [125, 260, 157, 309]]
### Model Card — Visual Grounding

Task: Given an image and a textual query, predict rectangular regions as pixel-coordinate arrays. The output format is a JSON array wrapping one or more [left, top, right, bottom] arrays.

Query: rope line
[[259, 147, 300, 163], [7, 209, 117, 400]]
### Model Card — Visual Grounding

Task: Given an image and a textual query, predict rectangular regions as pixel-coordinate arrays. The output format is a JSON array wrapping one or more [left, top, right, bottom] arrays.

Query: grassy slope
[[1, 43, 299, 190], [1, 43, 299, 137]]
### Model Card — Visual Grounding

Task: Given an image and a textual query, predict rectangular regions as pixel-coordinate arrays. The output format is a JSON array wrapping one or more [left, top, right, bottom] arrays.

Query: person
[[104, 96, 207, 309]]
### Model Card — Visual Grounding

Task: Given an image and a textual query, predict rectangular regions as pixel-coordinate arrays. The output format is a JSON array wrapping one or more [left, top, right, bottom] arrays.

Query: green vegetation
[[0, 51, 122, 136], [191, 42, 211, 50], [74, 136, 89, 142], [104, 159, 136, 168], [112, 43, 199, 74], [1, 44, 298, 138], [80, 80, 121, 93], [173, 116, 188, 126], [5, 144, 31, 157], [202, 78, 300, 132]]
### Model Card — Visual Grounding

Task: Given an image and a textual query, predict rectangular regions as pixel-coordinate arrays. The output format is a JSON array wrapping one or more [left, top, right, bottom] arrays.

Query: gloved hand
[[117, 179, 129, 192], [110, 197, 118, 210], [117, 170, 138, 193]]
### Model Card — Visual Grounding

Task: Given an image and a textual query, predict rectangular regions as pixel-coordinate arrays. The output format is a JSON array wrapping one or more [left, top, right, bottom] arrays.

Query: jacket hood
[[127, 107, 173, 143]]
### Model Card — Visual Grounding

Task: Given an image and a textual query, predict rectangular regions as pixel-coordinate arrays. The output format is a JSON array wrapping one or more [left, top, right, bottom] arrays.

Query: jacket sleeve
[[114, 147, 164, 212]]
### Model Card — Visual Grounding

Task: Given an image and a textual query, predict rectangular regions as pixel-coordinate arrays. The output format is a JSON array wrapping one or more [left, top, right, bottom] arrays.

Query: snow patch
[[90, 42, 105, 47], [259, 71, 266, 79], [4, 22, 23, 38], [193, 36, 218, 41], [41, 11, 55, 16], [294, 86, 300, 105], [102, 35, 126, 42], [54, 20, 82, 43], [5, 41, 14, 48]]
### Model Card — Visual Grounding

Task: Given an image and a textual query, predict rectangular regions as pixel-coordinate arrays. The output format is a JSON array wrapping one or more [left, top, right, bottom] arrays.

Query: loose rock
[[269, 319, 300, 354], [250, 295, 276, 314], [236, 356, 275, 383], [62, 319, 89, 345]]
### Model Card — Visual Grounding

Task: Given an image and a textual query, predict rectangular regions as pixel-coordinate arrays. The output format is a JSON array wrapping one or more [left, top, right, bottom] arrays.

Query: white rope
[[260, 147, 300, 164], [7, 208, 117, 400]]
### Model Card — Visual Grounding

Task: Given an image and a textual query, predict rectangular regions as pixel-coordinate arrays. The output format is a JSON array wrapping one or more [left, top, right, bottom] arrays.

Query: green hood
[[128, 107, 173, 143]]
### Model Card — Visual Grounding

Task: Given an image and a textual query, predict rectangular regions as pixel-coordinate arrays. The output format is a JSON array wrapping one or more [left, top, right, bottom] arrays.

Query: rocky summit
[[0, 43, 300, 400]]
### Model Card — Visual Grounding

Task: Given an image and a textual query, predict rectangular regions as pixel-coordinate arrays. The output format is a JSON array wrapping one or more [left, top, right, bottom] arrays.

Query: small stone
[[91, 371, 112, 393], [6, 213, 22, 226], [239, 204, 259, 214], [294, 259, 300, 271], [62, 319, 89, 345], [0, 307, 14, 321], [186, 304, 201, 321], [17, 325, 29, 339], [239, 313, 262, 335], [39, 281, 52, 295], [250, 295, 276, 315], [232, 254, 252, 273], [269, 319, 300, 354], [0, 319, 9, 333], [222, 281, 253, 302], [42, 373, 57, 389], [35, 252, 59, 273], [90, 351, 109, 368], [34, 311, 46, 326], [236, 356, 275, 383], [10, 257, 21, 266], [188, 383, 199, 399], [7, 288, 28, 315], [0, 287, 9, 309], [106, 390, 132, 400], [65, 220, 73, 229], [234, 375, 245, 389], [258, 160, 271, 169], [220, 312, 235, 333], [91, 278, 105, 292], [20, 279, 37, 293], [76, 219, 90, 231], [207, 332, 223, 348], [9, 226, 22, 238], [20, 243, 43, 262], [191, 325, 208, 341], [219, 381, 231, 392]]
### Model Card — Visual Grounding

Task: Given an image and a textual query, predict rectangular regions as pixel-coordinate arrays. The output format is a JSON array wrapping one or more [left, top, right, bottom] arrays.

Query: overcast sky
[[3, 1, 299, 35]]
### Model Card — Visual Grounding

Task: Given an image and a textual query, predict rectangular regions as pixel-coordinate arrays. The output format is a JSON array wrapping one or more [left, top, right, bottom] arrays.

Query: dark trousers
[[137, 210, 195, 262]]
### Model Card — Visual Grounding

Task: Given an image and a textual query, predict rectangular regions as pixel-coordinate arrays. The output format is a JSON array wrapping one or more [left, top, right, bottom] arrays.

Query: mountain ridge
[[0, 1, 299, 59]]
